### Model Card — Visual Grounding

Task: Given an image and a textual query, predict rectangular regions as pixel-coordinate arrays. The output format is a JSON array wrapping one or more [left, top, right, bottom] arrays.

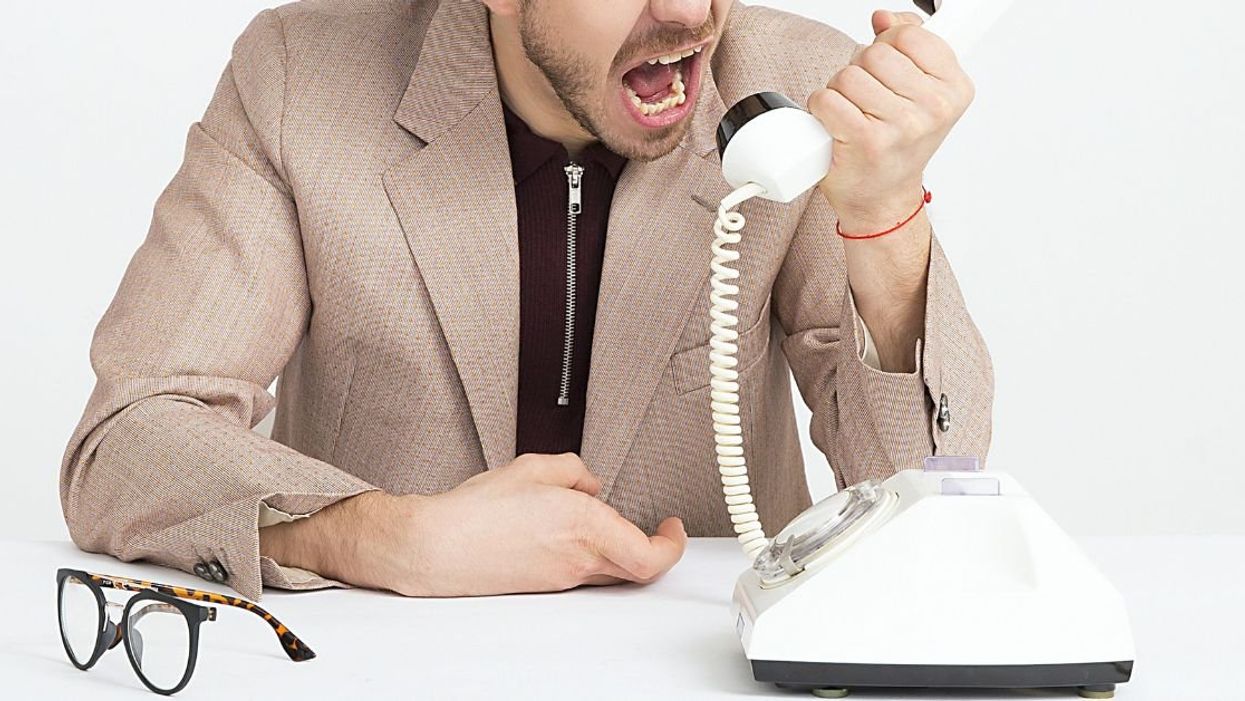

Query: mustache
[[612, 14, 716, 72]]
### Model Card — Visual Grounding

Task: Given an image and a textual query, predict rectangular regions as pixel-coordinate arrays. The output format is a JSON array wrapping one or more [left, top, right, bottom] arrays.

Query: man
[[61, 0, 992, 601]]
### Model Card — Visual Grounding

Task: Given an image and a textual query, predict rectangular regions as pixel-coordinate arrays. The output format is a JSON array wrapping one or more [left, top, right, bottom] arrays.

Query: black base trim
[[754, 659, 1133, 690]]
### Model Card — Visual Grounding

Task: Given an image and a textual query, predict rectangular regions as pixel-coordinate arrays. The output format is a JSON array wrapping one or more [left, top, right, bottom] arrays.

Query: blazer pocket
[[670, 298, 772, 395]]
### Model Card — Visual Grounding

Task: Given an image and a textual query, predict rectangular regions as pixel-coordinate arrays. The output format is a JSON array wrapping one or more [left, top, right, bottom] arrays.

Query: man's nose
[[649, 0, 712, 28]]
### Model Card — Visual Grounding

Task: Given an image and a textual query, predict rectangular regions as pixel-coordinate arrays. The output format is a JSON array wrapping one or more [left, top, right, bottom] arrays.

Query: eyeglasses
[[56, 568, 314, 695]]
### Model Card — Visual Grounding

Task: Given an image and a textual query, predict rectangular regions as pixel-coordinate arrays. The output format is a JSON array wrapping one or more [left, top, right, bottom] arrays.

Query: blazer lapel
[[582, 61, 737, 497], [383, 0, 519, 470]]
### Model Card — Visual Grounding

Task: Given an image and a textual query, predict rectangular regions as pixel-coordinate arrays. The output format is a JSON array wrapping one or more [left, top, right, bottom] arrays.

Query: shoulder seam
[[191, 120, 292, 198]]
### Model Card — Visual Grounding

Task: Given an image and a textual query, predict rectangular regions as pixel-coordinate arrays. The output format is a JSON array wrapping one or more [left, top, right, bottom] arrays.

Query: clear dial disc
[[752, 479, 894, 586]]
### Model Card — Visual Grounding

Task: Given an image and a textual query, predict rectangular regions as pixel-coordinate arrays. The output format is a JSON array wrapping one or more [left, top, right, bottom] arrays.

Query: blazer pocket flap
[[670, 297, 772, 395]]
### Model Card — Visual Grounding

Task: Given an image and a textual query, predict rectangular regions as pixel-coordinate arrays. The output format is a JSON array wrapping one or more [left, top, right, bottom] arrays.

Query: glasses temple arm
[[85, 572, 315, 662]]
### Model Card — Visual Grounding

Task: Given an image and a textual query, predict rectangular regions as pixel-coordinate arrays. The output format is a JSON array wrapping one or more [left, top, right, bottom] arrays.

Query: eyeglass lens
[[58, 574, 102, 666], [125, 600, 192, 691]]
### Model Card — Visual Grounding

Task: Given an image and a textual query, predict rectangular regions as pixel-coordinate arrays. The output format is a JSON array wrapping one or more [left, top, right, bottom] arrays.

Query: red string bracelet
[[836, 187, 932, 240]]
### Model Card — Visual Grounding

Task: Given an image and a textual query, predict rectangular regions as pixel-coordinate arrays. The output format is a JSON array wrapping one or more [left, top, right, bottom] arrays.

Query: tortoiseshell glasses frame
[[56, 568, 315, 695]]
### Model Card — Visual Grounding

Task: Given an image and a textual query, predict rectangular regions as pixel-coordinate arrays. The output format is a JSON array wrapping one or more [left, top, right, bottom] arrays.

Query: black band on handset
[[715, 91, 802, 160]]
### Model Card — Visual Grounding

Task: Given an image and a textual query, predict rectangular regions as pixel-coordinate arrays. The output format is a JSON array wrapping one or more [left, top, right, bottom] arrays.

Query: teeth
[[648, 45, 702, 66], [627, 66, 688, 117]]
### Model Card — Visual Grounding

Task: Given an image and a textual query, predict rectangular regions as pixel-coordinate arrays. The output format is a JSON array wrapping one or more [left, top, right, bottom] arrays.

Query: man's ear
[[479, 0, 521, 17]]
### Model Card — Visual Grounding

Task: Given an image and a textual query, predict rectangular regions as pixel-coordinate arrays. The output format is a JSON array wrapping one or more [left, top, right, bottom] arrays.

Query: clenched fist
[[808, 10, 975, 227]]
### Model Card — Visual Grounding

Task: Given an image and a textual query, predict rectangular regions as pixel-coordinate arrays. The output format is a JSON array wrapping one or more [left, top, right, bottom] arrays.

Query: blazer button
[[937, 393, 951, 433], [208, 560, 228, 583], [193, 562, 213, 581]]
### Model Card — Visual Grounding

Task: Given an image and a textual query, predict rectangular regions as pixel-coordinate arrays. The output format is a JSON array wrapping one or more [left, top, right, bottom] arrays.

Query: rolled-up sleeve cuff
[[257, 499, 357, 592], [853, 308, 887, 371]]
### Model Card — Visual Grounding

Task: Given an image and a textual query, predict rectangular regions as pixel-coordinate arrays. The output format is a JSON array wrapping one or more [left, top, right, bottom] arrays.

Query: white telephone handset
[[708, 0, 1013, 559]]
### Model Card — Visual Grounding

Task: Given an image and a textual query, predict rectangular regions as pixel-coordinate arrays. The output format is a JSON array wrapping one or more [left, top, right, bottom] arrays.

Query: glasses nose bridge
[[104, 600, 125, 650]]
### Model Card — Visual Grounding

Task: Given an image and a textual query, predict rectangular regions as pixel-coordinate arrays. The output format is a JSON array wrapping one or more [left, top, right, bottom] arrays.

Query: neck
[[488, 10, 594, 158]]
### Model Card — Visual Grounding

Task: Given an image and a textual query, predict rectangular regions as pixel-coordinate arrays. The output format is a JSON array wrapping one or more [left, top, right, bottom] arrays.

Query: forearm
[[61, 390, 378, 597], [838, 198, 932, 373]]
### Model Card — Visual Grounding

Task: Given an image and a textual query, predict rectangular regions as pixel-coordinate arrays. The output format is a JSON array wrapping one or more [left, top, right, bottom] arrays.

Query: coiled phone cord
[[711, 182, 769, 560]]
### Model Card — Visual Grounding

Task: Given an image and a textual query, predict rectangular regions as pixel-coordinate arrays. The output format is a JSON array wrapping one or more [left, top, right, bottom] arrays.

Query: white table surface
[[1, 536, 1240, 700]]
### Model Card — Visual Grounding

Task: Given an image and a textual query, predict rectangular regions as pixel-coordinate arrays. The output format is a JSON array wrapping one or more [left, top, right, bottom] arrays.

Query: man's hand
[[804, 10, 976, 372], [809, 10, 973, 225], [259, 453, 687, 596]]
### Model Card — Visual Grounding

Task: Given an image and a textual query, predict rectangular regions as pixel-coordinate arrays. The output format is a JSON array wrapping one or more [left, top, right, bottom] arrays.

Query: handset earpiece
[[709, 0, 1014, 559], [716, 92, 833, 203]]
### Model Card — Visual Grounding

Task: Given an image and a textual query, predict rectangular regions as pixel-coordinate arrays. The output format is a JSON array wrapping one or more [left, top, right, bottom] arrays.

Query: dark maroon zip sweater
[[502, 101, 628, 456]]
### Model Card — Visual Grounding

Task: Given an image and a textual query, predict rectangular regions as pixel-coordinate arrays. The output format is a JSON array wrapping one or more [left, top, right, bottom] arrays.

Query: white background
[[1, 0, 1241, 541]]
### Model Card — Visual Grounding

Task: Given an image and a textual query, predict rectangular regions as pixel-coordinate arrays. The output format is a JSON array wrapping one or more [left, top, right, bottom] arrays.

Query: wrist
[[832, 183, 928, 237], [340, 490, 437, 596]]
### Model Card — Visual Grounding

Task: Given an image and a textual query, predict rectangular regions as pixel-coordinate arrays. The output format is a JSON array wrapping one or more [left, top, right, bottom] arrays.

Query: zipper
[[557, 162, 584, 406]]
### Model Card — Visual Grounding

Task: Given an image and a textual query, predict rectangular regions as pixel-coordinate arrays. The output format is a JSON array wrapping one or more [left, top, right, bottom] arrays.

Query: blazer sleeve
[[59, 9, 378, 601], [771, 190, 995, 491]]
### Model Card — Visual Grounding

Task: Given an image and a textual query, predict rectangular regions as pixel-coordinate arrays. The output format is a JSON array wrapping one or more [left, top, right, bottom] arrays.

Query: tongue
[[623, 61, 677, 100]]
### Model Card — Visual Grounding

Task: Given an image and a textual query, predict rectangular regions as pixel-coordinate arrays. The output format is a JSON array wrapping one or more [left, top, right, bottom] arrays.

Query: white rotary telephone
[[707, 2, 1137, 698]]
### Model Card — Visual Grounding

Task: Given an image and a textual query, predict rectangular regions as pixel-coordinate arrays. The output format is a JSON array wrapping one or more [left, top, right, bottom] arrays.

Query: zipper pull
[[564, 163, 584, 215]]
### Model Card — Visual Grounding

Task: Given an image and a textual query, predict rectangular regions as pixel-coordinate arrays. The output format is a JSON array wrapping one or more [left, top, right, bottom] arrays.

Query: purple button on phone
[[923, 456, 981, 472]]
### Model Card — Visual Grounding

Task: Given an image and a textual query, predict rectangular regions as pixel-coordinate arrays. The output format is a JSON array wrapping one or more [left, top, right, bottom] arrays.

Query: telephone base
[[761, 660, 1130, 695]]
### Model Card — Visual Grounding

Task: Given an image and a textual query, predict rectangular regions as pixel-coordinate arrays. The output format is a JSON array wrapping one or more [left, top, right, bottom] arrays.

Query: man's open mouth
[[618, 41, 707, 127]]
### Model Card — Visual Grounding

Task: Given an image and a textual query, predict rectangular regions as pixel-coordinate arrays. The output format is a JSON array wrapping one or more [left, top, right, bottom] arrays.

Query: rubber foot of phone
[[811, 688, 849, 699], [1076, 685, 1115, 699]]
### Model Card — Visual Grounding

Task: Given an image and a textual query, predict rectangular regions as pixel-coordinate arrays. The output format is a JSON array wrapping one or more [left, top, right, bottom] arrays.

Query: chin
[[596, 113, 689, 163]]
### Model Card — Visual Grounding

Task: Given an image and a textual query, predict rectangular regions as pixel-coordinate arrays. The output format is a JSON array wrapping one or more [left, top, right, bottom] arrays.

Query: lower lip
[[618, 49, 702, 129]]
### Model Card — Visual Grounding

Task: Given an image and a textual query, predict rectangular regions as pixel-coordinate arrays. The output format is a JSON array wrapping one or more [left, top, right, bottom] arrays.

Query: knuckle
[[961, 75, 977, 104], [929, 93, 955, 121], [808, 87, 831, 111], [810, 88, 843, 117], [899, 108, 926, 134], [861, 42, 892, 67], [831, 64, 863, 90], [532, 462, 556, 484], [893, 23, 921, 46], [849, 44, 866, 66]]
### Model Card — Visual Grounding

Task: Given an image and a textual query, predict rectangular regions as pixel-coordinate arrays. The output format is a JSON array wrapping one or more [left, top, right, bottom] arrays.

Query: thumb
[[872, 9, 926, 35]]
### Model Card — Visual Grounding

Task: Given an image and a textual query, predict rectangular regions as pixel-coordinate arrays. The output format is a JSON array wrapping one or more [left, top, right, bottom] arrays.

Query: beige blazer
[[61, 0, 993, 600]]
